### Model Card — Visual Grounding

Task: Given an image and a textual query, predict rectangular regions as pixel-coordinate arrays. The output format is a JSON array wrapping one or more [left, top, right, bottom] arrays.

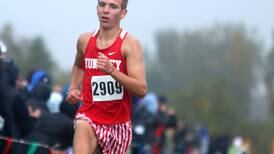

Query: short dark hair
[[98, 0, 128, 9], [121, 0, 128, 9]]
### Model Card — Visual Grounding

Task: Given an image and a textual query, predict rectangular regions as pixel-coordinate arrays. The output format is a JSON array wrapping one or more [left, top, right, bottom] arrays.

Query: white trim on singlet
[[92, 28, 127, 39], [120, 29, 127, 39], [92, 28, 100, 37]]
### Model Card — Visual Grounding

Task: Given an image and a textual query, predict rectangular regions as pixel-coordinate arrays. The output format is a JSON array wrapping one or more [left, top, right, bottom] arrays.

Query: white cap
[[0, 40, 7, 53]]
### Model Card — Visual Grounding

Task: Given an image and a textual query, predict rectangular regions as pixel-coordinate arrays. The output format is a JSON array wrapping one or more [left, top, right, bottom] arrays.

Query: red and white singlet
[[77, 29, 132, 125]]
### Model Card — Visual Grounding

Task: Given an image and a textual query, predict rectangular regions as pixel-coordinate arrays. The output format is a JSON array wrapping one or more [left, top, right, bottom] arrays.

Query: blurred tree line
[[146, 24, 274, 153], [1, 23, 274, 153], [0, 24, 69, 85]]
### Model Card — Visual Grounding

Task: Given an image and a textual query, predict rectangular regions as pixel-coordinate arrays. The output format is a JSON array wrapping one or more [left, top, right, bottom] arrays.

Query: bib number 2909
[[91, 75, 124, 101]]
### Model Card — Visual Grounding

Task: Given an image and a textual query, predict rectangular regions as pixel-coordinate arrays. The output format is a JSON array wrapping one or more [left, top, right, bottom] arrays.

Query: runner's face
[[97, 0, 127, 29]]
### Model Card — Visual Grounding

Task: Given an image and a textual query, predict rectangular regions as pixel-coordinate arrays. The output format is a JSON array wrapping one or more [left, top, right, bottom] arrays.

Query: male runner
[[66, 0, 147, 153]]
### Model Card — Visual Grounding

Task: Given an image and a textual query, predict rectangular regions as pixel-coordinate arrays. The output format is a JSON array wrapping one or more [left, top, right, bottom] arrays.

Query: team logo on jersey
[[108, 52, 116, 56]]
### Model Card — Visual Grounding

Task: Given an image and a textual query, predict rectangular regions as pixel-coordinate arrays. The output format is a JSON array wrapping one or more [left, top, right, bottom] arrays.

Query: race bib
[[91, 75, 124, 101]]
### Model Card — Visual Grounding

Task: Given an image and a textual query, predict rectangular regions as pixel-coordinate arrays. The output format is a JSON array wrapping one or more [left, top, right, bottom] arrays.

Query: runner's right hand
[[66, 88, 81, 104]]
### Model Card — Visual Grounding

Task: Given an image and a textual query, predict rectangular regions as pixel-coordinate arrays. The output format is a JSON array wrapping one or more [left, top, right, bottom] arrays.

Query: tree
[[0, 24, 57, 80], [147, 24, 261, 133], [25, 37, 56, 74], [266, 31, 274, 117], [145, 24, 273, 152]]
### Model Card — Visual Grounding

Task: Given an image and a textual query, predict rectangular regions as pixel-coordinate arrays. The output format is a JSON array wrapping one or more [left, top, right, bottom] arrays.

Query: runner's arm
[[66, 34, 90, 103], [68, 36, 85, 90], [110, 35, 147, 97]]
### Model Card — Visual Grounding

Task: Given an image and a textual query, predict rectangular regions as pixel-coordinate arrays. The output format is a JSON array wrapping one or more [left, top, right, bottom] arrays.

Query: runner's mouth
[[101, 16, 110, 21]]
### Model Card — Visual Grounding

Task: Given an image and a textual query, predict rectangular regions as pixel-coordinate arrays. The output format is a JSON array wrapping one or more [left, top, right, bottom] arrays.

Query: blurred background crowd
[[0, 38, 258, 154]]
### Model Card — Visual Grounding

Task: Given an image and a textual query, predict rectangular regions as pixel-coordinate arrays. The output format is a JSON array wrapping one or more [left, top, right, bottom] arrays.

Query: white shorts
[[75, 113, 132, 154]]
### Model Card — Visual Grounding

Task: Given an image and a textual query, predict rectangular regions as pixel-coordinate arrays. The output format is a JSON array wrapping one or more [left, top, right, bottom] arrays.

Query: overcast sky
[[0, 0, 273, 70]]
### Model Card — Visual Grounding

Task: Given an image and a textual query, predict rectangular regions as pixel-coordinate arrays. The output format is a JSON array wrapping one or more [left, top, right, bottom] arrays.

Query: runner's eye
[[98, 2, 106, 7], [110, 4, 119, 9]]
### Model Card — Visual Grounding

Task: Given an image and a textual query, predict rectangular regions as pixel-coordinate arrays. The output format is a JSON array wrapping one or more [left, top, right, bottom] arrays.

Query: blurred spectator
[[12, 98, 74, 153], [131, 93, 158, 154], [166, 108, 177, 128], [242, 138, 252, 154], [174, 121, 188, 154], [59, 99, 80, 120], [152, 95, 170, 154], [227, 136, 245, 154], [198, 125, 209, 154], [27, 69, 50, 93], [31, 82, 52, 108], [59, 83, 80, 120], [166, 108, 177, 153], [10, 78, 32, 138], [0, 40, 14, 152], [47, 91, 63, 114], [47, 84, 67, 114], [139, 92, 159, 115], [16, 75, 30, 103], [0, 40, 32, 140], [1, 42, 75, 153], [208, 134, 230, 154]]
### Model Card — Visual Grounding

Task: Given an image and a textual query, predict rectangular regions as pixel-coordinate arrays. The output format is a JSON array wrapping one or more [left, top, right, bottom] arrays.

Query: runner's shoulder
[[123, 33, 142, 51], [124, 33, 140, 44], [78, 32, 93, 45], [77, 32, 93, 53]]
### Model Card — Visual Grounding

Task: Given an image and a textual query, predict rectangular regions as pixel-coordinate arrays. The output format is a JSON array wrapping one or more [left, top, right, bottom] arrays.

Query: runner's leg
[[73, 120, 97, 154]]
